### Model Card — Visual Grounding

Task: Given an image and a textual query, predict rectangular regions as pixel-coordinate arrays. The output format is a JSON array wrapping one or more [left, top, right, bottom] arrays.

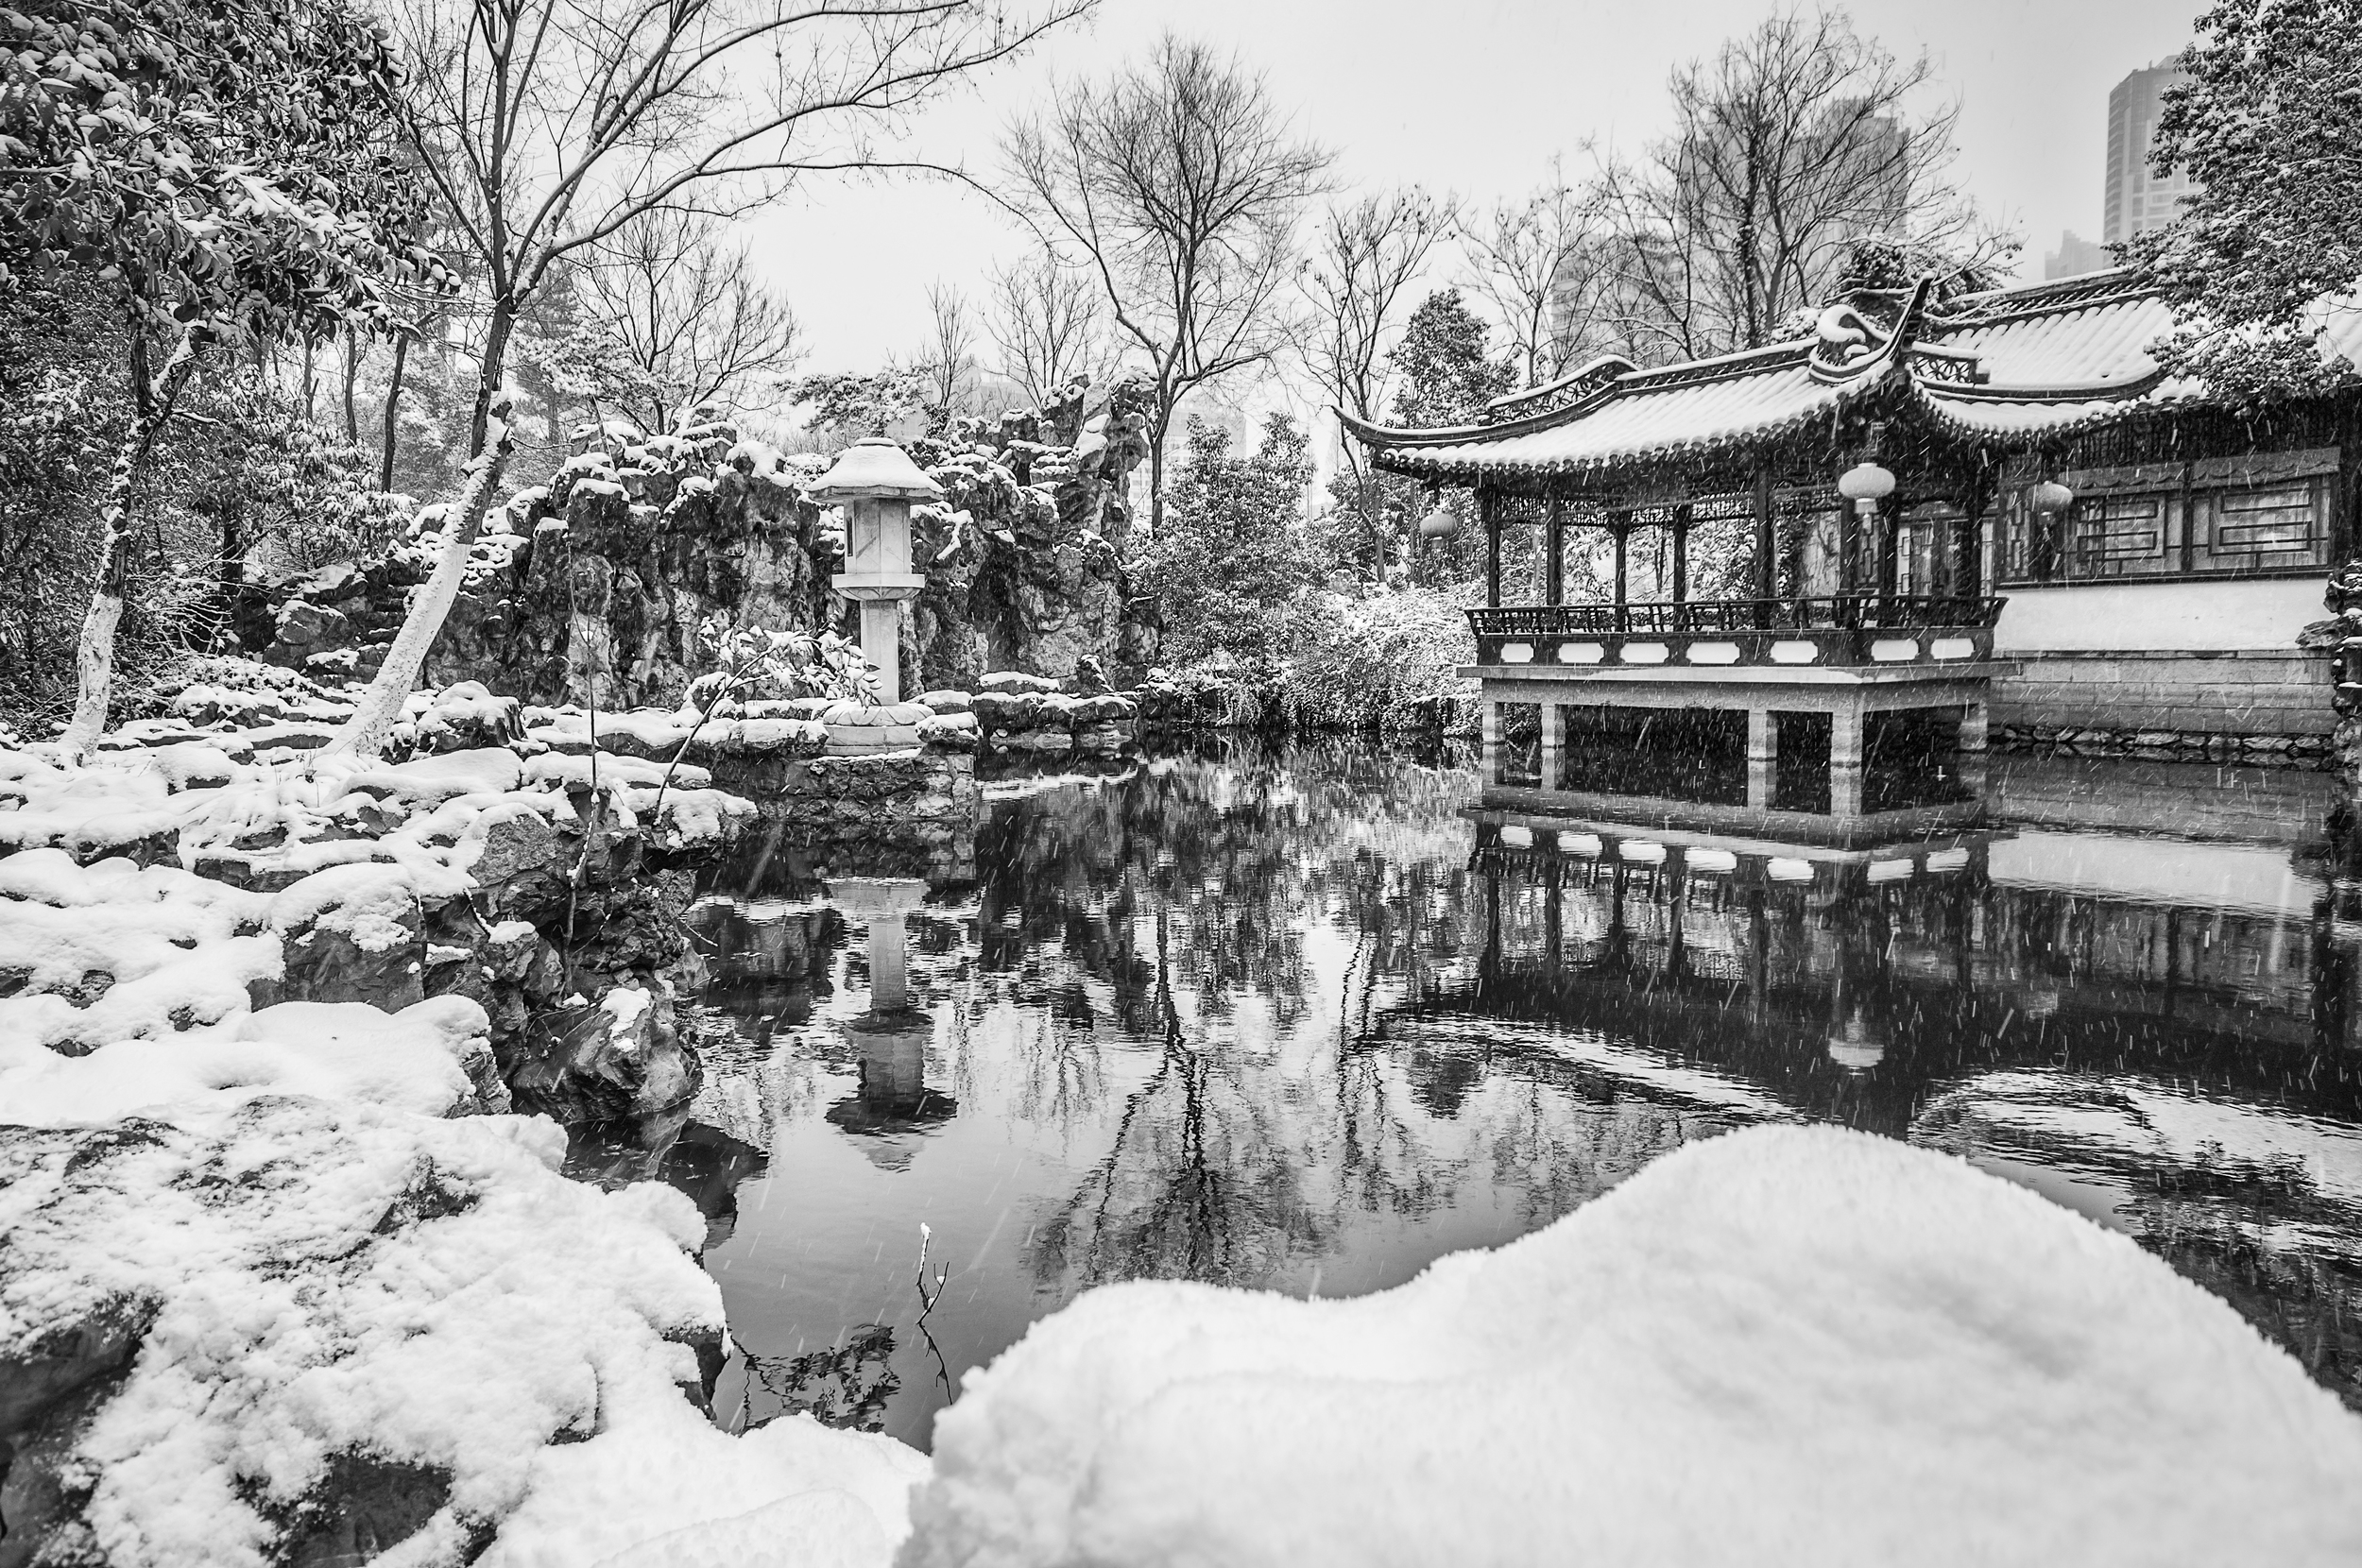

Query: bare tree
[[984, 251, 1105, 403], [918, 281, 980, 421], [1300, 187, 1455, 582], [1005, 35, 1332, 536], [1463, 165, 1617, 386], [571, 207, 803, 434], [320, 0, 1092, 759], [1593, 5, 1998, 361]]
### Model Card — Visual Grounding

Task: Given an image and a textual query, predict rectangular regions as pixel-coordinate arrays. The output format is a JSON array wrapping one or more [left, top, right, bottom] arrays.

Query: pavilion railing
[[1463, 593, 2010, 671], [1467, 595, 2007, 639]]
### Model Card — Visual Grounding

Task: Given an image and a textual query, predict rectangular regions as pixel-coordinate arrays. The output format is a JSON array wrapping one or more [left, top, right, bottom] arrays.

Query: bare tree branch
[[1590, 4, 2004, 361], [1003, 34, 1332, 536], [984, 251, 1107, 403]]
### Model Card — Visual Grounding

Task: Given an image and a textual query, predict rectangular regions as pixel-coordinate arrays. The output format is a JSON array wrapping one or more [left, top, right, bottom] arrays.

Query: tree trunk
[[379, 332, 410, 493], [1146, 412, 1170, 538], [1737, 152, 1764, 350], [341, 329, 361, 445], [320, 394, 520, 763], [467, 298, 517, 458], [59, 324, 209, 761]]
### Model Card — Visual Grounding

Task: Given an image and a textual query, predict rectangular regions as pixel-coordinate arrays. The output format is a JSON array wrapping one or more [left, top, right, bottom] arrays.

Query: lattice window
[[2201, 480, 2323, 567], [2070, 493, 2169, 576]]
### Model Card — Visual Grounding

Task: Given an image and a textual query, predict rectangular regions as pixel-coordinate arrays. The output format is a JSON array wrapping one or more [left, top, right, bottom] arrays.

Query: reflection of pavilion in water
[[1450, 805, 2360, 1107], [1415, 765, 2362, 1406]]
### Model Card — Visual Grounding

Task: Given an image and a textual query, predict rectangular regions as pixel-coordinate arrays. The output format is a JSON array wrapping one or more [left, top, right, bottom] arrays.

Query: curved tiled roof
[[1355, 349, 1882, 481], [1343, 270, 2361, 485]]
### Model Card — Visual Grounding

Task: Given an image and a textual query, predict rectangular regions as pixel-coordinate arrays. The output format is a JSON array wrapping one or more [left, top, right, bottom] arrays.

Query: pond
[[573, 738, 2362, 1450]]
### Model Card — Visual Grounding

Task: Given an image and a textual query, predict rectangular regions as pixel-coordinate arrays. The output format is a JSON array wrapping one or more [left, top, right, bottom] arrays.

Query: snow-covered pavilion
[[1343, 268, 2362, 822]]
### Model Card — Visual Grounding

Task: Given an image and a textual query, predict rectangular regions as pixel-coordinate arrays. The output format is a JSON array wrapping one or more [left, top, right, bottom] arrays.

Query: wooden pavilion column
[[1751, 466, 1776, 622], [1545, 497, 1565, 606], [1840, 496, 1863, 596], [1611, 513, 1631, 629], [1877, 496, 1900, 597], [1481, 487, 1502, 607], [1955, 476, 1988, 600], [1671, 503, 1692, 610]]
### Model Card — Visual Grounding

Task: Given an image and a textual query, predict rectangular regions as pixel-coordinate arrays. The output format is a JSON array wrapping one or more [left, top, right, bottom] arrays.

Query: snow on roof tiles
[[1931, 289, 2178, 391], [1377, 349, 1873, 480], [1348, 271, 2362, 482]]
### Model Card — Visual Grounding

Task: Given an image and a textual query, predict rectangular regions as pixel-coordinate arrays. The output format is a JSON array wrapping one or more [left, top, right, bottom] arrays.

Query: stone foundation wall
[[1993, 650, 2330, 739], [1992, 649, 2333, 765], [718, 748, 980, 879]]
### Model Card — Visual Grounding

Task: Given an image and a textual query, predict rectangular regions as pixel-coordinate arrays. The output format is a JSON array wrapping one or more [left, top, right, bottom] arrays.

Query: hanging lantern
[[2028, 478, 2076, 516], [1826, 1020, 1887, 1072], [1837, 460, 1896, 516], [1417, 487, 1460, 539]]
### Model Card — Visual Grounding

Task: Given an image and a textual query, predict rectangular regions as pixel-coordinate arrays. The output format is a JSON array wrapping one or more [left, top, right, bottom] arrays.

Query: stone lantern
[[810, 437, 945, 705]]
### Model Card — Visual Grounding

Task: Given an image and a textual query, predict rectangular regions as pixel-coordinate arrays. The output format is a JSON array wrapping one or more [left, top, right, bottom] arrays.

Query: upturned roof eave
[[1363, 357, 1913, 488]]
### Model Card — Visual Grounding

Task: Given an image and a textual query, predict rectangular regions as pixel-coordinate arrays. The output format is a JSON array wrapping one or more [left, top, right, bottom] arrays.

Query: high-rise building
[[2044, 230, 2110, 281], [2103, 61, 2196, 245]]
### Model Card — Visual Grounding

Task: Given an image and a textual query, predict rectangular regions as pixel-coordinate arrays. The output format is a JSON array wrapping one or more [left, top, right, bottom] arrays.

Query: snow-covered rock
[[0, 1097, 925, 1567], [903, 1125, 2362, 1568], [0, 1099, 704, 1564], [0, 995, 506, 1122]]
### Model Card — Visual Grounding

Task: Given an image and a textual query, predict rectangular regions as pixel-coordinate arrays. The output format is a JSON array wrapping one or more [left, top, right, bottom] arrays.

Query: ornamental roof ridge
[[1926, 266, 2156, 330], [1483, 352, 1639, 422]]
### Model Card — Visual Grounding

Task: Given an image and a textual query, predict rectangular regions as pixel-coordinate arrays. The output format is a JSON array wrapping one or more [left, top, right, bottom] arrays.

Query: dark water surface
[[598, 740, 2362, 1448]]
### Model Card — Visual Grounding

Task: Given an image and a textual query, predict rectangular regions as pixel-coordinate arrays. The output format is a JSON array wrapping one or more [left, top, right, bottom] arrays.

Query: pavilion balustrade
[[1468, 594, 2006, 640]]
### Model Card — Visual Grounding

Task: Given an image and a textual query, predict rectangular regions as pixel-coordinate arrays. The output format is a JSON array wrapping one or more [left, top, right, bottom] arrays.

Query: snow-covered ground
[[13, 665, 2362, 1565], [0, 668, 917, 1566], [904, 1124, 2362, 1568]]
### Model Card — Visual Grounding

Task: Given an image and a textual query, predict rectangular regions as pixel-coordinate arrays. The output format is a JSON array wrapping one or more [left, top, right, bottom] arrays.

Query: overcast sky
[[744, 0, 2197, 383]]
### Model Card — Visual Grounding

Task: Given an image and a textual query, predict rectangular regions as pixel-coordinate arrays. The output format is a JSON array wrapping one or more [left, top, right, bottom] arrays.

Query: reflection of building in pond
[[1430, 800, 2362, 1407], [1456, 806, 2360, 1101], [824, 878, 957, 1158]]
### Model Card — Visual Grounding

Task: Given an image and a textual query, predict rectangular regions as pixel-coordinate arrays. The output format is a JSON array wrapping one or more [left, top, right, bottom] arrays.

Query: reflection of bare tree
[[1008, 1006, 1105, 1132], [745, 1325, 899, 1433], [1027, 911, 1326, 1288], [1486, 1080, 1704, 1229], [1331, 913, 1460, 1221]]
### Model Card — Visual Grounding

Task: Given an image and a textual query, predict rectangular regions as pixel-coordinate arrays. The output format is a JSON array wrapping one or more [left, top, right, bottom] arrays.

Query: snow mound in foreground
[[904, 1125, 2362, 1568], [0, 1099, 919, 1567]]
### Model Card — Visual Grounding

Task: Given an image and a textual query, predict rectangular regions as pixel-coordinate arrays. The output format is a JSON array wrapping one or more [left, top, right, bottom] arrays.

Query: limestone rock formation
[[254, 395, 1162, 709]]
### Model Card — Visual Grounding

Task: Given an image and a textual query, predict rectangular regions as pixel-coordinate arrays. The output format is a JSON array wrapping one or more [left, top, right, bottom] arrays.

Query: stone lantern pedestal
[[809, 437, 945, 707]]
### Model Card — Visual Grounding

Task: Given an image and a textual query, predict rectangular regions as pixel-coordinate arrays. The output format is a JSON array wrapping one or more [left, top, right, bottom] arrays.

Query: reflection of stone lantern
[[825, 878, 955, 1156], [810, 438, 945, 705]]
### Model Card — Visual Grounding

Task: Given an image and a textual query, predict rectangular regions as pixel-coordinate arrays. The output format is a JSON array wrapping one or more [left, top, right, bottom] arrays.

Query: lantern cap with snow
[[813, 437, 944, 704], [2028, 478, 2076, 516], [1837, 459, 1895, 515]]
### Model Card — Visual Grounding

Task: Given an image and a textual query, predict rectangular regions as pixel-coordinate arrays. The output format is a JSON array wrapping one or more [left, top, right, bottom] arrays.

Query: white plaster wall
[[1993, 576, 2326, 653]]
